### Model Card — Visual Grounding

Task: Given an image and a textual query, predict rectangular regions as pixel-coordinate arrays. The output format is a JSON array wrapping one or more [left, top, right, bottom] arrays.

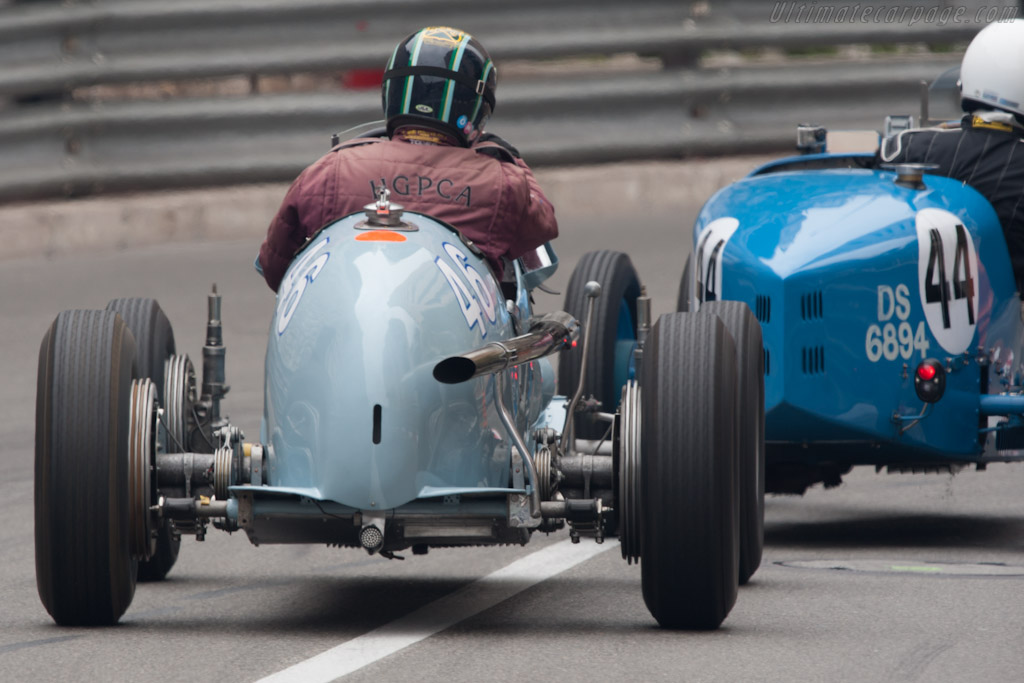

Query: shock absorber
[[201, 284, 230, 432]]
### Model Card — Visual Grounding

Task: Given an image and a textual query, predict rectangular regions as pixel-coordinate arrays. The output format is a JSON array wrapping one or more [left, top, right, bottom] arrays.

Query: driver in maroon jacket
[[258, 26, 558, 292]]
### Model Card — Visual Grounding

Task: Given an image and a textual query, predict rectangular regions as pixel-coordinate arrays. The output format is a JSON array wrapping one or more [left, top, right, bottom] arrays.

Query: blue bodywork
[[688, 154, 1024, 488]]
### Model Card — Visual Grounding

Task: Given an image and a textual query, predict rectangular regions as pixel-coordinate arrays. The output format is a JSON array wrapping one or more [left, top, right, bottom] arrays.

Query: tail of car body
[[688, 157, 1024, 490], [260, 210, 548, 517]]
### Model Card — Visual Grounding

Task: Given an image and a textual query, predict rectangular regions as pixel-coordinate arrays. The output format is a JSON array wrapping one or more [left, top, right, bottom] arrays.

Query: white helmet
[[960, 19, 1024, 119]]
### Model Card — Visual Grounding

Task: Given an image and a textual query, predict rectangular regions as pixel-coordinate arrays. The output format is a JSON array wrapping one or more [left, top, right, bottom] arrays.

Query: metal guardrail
[[0, 0, 985, 203], [0, 2, 982, 97]]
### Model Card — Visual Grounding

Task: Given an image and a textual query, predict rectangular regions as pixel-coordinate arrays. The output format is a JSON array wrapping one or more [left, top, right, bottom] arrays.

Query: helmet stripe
[[441, 33, 470, 123], [402, 30, 427, 115], [384, 45, 399, 114], [469, 59, 494, 125]]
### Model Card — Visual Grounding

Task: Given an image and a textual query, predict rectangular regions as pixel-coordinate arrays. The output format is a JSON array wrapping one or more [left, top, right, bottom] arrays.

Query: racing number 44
[[867, 217, 978, 363], [924, 224, 975, 330]]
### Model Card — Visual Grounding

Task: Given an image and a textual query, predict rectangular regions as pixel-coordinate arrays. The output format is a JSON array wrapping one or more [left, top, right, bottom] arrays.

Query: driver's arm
[[504, 156, 558, 262], [259, 188, 307, 293], [259, 157, 332, 292]]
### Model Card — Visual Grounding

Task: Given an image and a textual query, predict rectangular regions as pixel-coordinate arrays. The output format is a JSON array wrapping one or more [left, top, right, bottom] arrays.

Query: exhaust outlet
[[433, 311, 578, 384], [359, 525, 384, 551]]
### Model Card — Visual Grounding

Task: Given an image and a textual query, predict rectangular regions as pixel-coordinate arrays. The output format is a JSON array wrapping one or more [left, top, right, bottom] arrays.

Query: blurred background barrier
[[0, 0, 1019, 203]]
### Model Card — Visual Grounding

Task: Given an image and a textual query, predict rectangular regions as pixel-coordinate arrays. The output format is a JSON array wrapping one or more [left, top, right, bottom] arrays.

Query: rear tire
[[676, 254, 692, 312], [699, 301, 765, 585], [35, 310, 138, 625], [105, 298, 180, 582], [640, 312, 740, 629], [105, 298, 175, 398], [558, 251, 641, 438]]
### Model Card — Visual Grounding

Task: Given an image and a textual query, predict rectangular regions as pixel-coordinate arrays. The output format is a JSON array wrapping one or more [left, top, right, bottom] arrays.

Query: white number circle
[[915, 208, 979, 354], [694, 216, 740, 308], [276, 237, 330, 336]]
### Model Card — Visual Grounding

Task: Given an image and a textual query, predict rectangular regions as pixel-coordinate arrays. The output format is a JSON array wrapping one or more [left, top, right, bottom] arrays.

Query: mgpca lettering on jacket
[[370, 176, 472, 207]]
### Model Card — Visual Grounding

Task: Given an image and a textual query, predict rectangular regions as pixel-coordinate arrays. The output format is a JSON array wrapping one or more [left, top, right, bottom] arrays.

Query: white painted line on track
[[255, 538, 616, 683]]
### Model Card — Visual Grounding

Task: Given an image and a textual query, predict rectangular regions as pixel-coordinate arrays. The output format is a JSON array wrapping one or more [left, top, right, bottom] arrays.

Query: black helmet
[[382, 27, 497, 146]]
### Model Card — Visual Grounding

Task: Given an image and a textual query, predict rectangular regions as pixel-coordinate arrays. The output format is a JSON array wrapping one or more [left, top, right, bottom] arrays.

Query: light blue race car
[[34, 190, 764, 630]]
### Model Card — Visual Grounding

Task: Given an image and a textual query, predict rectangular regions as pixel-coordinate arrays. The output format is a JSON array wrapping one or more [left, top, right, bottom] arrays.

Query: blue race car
[[34, 190, 763, 630], [677, 105, 1024, 495]]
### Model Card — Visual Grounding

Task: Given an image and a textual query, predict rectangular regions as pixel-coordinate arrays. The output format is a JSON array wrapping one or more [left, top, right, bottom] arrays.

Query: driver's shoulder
[[880, 124, 961, 162]]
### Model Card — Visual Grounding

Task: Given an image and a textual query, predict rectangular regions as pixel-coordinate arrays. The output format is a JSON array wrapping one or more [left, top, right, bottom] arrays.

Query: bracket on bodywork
[[891, 403, 933, 435]]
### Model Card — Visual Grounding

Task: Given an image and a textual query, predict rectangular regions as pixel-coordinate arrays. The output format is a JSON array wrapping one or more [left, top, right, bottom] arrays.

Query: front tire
[[640, 312, 740, 629], [35, 310, 138, 625]]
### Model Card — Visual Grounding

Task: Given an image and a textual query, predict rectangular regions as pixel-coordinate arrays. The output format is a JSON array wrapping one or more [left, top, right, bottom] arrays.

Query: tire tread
[[35, 309, 138, 625], [699, 300, 765, 584], [640, 312, 739, 629]]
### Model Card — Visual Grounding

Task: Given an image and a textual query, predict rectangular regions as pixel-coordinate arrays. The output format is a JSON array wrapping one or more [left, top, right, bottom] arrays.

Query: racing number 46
[[924, 224, 975, 330], [435, 242, 497, 338]]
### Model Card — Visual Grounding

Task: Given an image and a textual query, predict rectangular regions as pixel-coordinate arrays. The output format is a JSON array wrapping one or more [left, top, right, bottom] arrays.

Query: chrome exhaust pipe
[[433, 311, 579, 385]]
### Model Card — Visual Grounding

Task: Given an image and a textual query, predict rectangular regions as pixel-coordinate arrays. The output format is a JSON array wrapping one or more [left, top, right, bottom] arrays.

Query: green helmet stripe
[[441, 33, 470, 123], [384, 44, 399, 114], [402, 30, 427, 115], [469, 59, 494, 125]]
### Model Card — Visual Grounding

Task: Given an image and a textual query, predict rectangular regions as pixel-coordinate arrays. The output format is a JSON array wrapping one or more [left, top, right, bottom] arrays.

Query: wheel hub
[[163, 354, 196, 452], [618, 379, 642, 563], [128, 378, 156, 559]]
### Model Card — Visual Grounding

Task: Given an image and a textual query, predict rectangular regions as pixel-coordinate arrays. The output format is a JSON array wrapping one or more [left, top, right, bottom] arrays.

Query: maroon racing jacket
[[258, 135, 558, 291]]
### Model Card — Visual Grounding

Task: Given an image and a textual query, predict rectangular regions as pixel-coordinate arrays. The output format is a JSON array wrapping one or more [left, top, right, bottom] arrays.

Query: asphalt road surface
[[2, 168, 1023, 682]]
